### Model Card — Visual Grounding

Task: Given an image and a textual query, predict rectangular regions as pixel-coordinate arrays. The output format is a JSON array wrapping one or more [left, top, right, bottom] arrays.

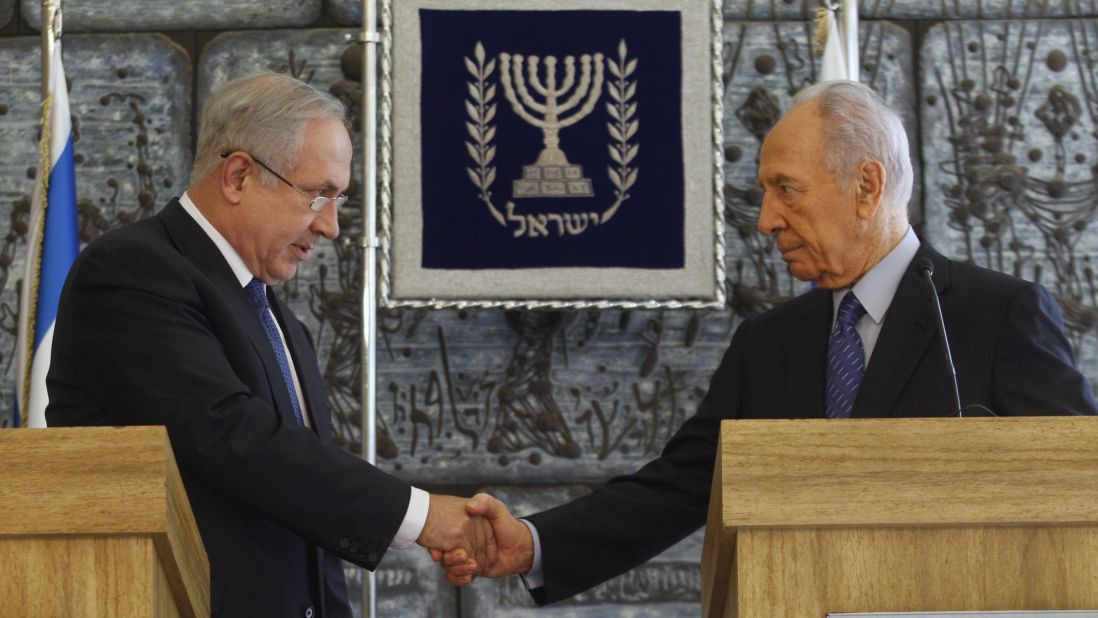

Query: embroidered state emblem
[[465, 39, 640, 239]]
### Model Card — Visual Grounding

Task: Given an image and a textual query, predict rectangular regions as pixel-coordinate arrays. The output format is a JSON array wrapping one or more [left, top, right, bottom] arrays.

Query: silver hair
[[189, 72, 347, 186], [791, 80, 913, 209]]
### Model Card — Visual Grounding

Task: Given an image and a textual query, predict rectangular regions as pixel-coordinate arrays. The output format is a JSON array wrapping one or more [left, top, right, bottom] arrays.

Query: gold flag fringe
[[812, 7, 832, 56], [19, 91, 53, 425]]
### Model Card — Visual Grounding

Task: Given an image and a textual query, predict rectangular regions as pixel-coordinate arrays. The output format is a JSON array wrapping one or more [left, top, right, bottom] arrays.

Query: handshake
[[416, 493, 534, 585]]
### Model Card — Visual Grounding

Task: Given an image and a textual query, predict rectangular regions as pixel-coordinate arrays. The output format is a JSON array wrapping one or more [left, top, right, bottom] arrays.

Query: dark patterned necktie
[[826, 291, 867, 419], [244, 279, 304, 425]]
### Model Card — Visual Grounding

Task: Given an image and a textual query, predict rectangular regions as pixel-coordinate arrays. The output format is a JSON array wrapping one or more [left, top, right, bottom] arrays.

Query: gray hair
[[791, 80, 913, 209], [189, 72, 347, 186]]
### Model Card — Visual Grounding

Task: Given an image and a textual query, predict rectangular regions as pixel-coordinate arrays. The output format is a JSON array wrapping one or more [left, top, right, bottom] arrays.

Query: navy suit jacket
[[525, 241, 1098, 604], [47, 199, 410, 617]]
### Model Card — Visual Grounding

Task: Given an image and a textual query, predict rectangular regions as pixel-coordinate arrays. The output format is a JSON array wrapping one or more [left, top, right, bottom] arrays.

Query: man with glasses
[[46, 73, 491, 617]]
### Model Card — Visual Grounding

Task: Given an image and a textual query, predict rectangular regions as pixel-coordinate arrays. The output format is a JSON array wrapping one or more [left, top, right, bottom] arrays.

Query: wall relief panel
[[722, 0, 1098, 20], [21, 0, 320, 32], [0, 0, 13, 31], [345, 543, 457, 618], [920, 19, 1098, 388], [328, 0, 363, 27]]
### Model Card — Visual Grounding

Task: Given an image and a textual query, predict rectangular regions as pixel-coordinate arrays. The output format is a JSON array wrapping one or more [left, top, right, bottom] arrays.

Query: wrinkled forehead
[[760, 105, 829, 167], [767, 103, 826, 147]]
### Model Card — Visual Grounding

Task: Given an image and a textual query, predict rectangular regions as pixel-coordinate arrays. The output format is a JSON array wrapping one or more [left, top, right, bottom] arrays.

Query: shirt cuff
[[389, 486, 429, 550], [519, 519, 545, 589]]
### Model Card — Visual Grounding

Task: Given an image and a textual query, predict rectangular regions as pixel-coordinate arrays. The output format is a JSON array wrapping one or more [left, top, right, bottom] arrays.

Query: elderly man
[[439, 79, 1098, 603], [46, 73, 491, 617]]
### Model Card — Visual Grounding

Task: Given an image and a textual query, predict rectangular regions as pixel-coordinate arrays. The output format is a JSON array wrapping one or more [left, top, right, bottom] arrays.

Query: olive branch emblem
[[464, 41, 505, 227], [604, 39, 638, 224], [463, 39, 640, 236]]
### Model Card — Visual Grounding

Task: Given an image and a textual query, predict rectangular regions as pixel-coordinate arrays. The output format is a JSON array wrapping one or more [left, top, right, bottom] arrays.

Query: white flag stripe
[[25, 324, 55, 427], [46, 53, 71, 168]]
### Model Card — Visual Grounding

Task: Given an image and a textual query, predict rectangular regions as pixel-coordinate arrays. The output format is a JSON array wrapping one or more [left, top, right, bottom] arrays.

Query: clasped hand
[[415, 493, 533, 585]]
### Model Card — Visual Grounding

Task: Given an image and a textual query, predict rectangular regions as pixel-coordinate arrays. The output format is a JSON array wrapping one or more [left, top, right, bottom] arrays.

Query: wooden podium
[[701, 417, 1098, 617], [0, 426, 209, 617]]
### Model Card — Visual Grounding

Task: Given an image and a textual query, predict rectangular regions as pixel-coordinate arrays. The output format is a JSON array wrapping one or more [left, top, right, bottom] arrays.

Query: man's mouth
[[291, 243, 312, 259], [777, 244, 801, 259]]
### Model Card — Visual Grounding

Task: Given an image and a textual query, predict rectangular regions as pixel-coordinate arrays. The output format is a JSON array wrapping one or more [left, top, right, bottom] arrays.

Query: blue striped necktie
[[826, 291, 867, 419], [244, 278, 304, 425]]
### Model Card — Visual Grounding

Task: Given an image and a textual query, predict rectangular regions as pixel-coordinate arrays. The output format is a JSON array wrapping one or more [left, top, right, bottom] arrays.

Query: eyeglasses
[[220, 151, 349, 212]]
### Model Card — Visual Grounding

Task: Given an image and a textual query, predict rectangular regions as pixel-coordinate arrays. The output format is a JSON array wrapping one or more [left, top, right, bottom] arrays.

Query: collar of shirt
[[832, 226, 920, 326], [179, 192, 254, 288]]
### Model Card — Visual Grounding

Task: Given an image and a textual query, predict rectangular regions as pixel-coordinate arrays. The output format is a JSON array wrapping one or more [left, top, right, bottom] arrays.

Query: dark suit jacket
[[47, 199, 410, 617], [526, 241, 1098, 604]]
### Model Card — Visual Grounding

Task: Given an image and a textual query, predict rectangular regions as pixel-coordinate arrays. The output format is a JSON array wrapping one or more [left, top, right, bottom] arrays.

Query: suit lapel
[[787, 289, 832, 418], [157, 200, 302, 428], [158, 199, 241, 293], [851, 243, 952, 418], [269, 293, 331, 442]]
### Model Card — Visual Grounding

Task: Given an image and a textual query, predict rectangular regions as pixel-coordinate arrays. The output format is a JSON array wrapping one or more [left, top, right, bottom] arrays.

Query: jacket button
[[368, 552, 379, 564], [305, 607, 315, 618], [339, 539, 349, 548]]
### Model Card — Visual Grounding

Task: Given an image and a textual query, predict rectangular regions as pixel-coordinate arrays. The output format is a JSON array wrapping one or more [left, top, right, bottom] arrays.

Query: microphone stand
[[916, 260, 963, 416]]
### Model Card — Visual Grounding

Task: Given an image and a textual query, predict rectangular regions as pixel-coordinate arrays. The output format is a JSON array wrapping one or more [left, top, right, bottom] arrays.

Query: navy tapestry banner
[[418, 9, 684, 270]]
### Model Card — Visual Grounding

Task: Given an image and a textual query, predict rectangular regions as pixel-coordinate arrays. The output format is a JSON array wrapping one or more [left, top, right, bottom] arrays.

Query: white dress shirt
[[180, 192, 428, 550]]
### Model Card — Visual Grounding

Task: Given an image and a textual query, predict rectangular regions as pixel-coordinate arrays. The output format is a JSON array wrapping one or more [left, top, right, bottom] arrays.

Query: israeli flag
[[16, 45, 79, 428]]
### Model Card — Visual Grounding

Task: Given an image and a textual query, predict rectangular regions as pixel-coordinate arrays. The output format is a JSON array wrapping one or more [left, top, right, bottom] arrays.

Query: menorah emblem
[[499, 51, 604, 198]]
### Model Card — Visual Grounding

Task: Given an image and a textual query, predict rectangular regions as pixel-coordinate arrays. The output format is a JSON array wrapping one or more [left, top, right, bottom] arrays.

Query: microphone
[[915, 257, 963, 416]]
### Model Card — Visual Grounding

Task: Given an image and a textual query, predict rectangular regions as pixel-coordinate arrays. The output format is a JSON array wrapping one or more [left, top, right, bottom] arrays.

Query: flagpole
[[360, 0, 380, 615], [841, 0, 859, 81], [41, 0, 57, 101], [17, 0, 60, 424]]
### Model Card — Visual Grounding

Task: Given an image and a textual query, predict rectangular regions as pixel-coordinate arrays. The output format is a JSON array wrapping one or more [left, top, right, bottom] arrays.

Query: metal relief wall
[[1, 2, 1098, 617], [19, 0, 321, 30], [920, 19, 1098, 378]]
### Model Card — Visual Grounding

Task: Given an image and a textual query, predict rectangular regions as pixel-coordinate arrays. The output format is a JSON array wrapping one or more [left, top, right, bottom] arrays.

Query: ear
[[219, 152, 251, 205], [853, 159, 885, 220]]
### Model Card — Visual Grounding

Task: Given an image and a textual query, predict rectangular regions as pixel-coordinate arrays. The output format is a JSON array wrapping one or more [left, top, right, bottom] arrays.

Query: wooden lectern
[[0, 426, 209, 617], [701, 417, 1098, 617]]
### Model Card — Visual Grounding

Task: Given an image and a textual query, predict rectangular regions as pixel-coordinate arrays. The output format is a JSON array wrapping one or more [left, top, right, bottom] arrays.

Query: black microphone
[[915, 257, 963, 416]]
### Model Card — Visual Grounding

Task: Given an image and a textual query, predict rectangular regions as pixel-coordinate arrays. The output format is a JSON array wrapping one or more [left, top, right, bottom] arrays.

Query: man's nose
[[756, 192, 784, 236], [311, 201, 340, 239]]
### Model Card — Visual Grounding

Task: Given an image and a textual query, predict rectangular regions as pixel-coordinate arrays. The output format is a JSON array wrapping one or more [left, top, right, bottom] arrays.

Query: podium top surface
[[0, 426, 186, 536], [717, 417, 1098, 529]]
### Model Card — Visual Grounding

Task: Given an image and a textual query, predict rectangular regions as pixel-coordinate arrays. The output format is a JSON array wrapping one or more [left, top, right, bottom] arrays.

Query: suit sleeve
[[991, 281, 1098, 415], [47, 236, 410, 570], [524, 316, 752, 605]]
